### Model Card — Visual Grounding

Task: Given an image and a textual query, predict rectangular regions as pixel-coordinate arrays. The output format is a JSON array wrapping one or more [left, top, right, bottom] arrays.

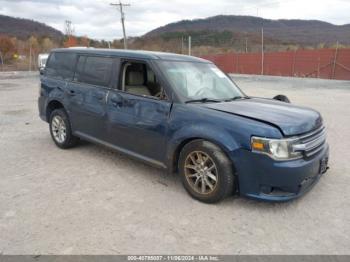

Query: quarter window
[[46, 52, 76, 80]]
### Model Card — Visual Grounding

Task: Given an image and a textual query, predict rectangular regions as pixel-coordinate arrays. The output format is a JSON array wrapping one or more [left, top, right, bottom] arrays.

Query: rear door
[[66, 55, 115, 140], [106, 60, 172, 165]]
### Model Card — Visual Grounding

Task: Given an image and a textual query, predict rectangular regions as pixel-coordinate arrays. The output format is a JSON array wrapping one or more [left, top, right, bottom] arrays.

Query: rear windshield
[[46, 52, 76, 80]]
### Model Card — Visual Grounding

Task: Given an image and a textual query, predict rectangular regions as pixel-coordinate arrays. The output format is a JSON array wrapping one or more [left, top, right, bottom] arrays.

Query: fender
[[164, 103, 283, 172], [48, 85, 66, 104], [42, 86, 68, 121], [165, 122, 241, 172]]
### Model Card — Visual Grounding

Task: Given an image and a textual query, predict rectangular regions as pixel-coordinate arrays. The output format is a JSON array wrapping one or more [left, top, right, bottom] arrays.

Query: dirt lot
[[0, 72, 349, 255]]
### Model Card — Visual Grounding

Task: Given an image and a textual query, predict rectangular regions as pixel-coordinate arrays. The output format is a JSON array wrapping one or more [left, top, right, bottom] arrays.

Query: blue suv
[[38, 48, 329, 203]]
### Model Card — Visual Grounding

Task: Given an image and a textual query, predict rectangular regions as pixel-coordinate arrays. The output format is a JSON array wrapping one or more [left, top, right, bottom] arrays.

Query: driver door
[[106, 59, 172, 165]]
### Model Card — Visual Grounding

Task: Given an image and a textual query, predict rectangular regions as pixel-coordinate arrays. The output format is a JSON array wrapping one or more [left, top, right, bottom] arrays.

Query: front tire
[[49, 108, 78, 149], [179, 140, 235, 203]]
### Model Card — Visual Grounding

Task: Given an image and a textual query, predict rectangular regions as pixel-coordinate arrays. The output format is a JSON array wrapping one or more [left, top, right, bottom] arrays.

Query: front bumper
[[231, 143, 329, 202]]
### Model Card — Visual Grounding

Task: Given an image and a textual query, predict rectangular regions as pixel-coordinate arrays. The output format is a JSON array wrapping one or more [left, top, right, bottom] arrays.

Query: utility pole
[[110, 1, 130, 49], [0, 51, 4, 71], [29, 45, 31, 71], [181, 36, 184, 54], [64, 20, 74, 36], [332, 41, 339, 79], [188, 36, 192, 56], [261, 27, 264, 75], [64, 20, 75, 47]]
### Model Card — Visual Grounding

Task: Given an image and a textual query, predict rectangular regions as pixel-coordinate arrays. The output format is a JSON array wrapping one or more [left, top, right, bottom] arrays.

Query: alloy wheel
[[184, 151, 218, 195], [51, 115, 67, 143]]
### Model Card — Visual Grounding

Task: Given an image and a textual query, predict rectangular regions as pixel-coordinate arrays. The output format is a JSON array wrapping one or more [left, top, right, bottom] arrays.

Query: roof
[[51, 48, 210, 63]]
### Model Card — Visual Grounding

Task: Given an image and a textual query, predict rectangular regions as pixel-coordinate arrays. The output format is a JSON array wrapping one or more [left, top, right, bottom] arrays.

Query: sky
[[1, 0, 350, 40]]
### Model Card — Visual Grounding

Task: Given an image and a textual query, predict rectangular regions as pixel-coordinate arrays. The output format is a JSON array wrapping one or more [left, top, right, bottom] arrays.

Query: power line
[[110, 1, 130, 49]]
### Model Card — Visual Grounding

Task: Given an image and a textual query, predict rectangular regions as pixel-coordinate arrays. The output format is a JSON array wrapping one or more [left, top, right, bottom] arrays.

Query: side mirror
[[39, 67, 45, 75], [273, 94, 290, 103]]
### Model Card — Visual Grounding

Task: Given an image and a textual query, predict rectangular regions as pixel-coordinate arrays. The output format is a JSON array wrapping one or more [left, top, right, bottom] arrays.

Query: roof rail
[[68, 46, 94, 49]]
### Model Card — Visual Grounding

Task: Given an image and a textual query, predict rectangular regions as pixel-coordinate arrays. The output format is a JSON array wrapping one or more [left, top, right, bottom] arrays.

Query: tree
[[27, 36, 40, 70], [317, 43, 326, 49], [79, 36, 89, 47], [28, 36, 39, 51], [0, 35, 17, 64], [64, 36, 78, 47], [42, 38, 55, 52]]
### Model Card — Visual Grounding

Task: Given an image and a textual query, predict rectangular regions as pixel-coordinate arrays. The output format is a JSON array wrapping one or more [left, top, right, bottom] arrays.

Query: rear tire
[[49, 108, 78, 149], [179, 140, 235, 203]]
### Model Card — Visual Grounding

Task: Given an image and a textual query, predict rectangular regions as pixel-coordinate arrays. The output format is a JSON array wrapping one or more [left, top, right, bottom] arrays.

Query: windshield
[[159, 61, 245, 102]]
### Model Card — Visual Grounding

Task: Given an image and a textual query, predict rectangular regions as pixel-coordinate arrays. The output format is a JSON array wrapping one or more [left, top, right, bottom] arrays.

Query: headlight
[[251, 136, 302, 160]]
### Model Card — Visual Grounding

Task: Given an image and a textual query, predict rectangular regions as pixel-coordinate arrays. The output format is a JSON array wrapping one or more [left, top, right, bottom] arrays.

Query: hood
[[202, 98, 322, 136]]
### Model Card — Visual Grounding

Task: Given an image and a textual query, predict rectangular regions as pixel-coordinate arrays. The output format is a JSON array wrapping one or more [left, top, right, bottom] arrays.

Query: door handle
[[94, 94, 105, 101], [156, 107, 168, 114], [110, 97, 123, 107], [66, 89, 76, 96]]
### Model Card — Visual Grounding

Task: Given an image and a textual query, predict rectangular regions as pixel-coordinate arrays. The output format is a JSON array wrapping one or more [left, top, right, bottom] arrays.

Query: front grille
[[293, 126, 327, 158]]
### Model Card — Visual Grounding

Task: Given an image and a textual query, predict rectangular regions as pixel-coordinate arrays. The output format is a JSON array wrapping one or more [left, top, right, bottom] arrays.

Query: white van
[[38, 53, 49, 69]]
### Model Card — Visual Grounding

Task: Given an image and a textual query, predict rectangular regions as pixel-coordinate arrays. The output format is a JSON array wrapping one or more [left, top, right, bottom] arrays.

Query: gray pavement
[[0, 72, 349, 255]]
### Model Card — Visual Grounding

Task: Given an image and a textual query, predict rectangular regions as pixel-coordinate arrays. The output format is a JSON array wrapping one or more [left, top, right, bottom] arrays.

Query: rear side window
[[46, 52, 76, 80], [74, 56, 113, 87]]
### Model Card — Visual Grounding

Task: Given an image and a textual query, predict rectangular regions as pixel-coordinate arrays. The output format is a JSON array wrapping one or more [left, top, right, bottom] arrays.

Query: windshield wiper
[[224, 96, 250, 102], [185, 98, 222, 104]]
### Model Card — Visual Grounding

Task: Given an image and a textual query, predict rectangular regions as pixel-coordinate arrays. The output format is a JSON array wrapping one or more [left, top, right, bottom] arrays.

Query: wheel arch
[[46, 99, 65, 122], [168, 134, 239, 175]]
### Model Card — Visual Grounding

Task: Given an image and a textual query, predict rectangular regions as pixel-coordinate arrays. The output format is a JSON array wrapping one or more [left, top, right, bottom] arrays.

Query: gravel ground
[[0, 72, 349, 255]]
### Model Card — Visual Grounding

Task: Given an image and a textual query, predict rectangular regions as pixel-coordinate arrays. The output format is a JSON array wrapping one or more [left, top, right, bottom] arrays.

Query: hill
[[144, 15, 350, 46], [0, 14, 63, 41]]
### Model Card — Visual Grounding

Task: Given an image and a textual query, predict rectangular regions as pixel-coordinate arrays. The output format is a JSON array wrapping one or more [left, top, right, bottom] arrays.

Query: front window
[[121, 61, 168, 100], [159, 61, 245, 102]]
